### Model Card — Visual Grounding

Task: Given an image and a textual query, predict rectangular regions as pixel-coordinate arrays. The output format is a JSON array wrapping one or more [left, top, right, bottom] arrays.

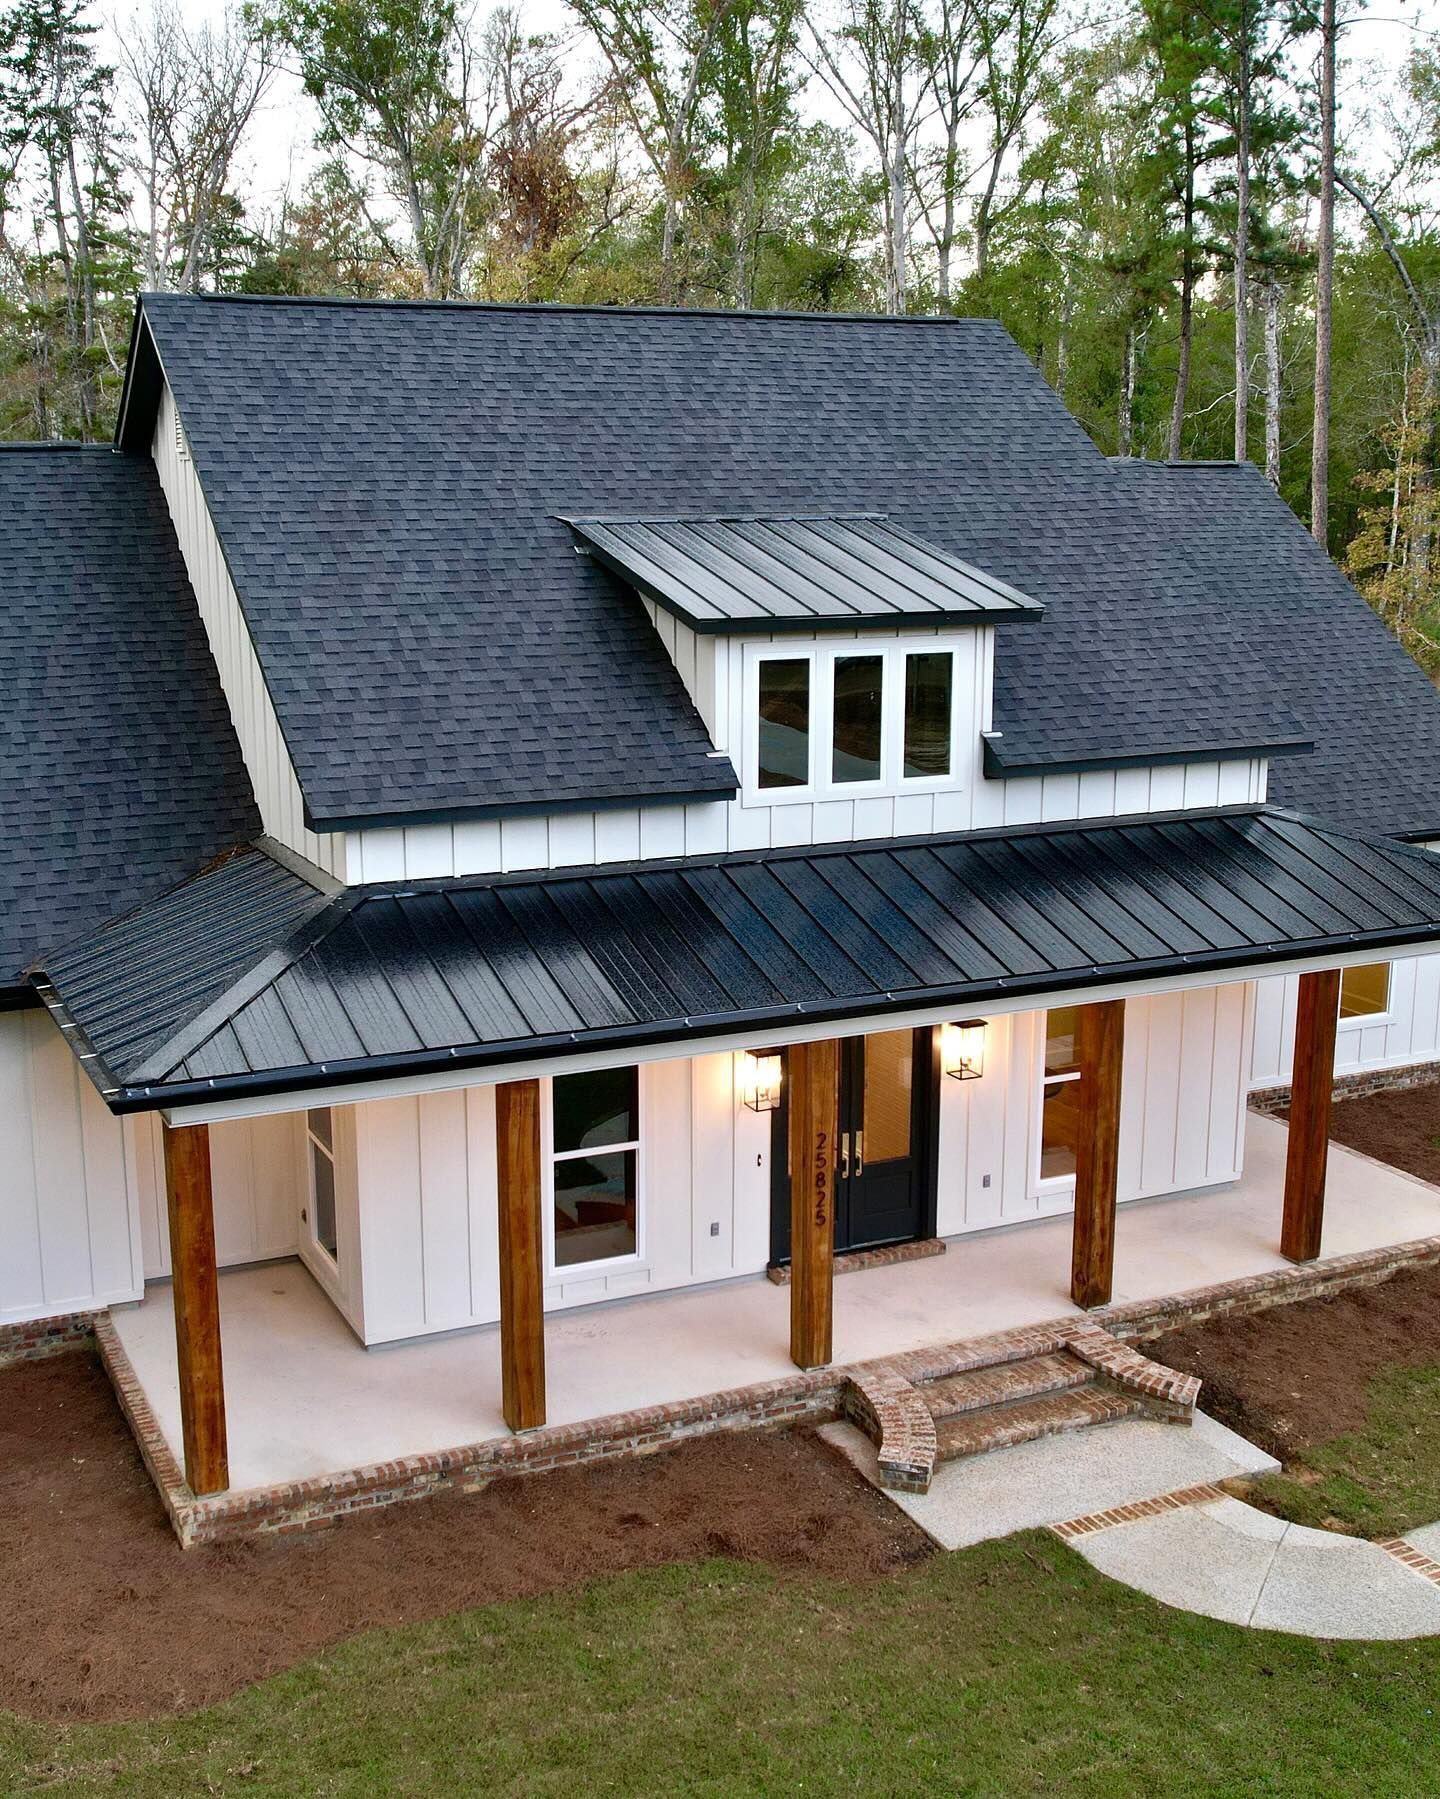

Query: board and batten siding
[[150, 382, 345, 879], [936, 985, 1252, 1235], [1250, 956, 1440, 1089], [0, 1008, 306, 1325], [320, 990, 1247, 1346], [343, 606, 1269, 881]]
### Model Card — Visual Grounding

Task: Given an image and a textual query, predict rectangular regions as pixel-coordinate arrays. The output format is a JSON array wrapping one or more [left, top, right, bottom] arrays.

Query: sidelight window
[[306, 1107, 339, 1264], [549, 1067, 640, 1271], [1038, 1008, 1081, 1185]]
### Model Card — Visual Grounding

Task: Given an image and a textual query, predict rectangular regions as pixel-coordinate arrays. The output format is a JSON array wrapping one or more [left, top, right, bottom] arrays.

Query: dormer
[[568, 514, 1043, 828]]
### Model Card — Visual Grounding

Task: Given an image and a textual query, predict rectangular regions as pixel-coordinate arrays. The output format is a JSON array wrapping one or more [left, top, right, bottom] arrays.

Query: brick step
[[919, 1351, 1091, 1422], [934, 1385, 1144, 1465]]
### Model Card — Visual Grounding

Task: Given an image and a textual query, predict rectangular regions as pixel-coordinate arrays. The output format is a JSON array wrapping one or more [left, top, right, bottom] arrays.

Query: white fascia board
[[158, 936, 1440, 1127]]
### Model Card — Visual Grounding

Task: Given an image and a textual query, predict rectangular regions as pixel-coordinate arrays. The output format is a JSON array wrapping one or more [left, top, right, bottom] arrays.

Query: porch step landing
[[843, 1324, 1200, 1495]]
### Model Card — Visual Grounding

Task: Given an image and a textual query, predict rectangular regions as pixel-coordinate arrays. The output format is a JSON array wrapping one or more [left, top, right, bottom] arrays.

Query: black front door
[[769, 1027, 937, 1265]]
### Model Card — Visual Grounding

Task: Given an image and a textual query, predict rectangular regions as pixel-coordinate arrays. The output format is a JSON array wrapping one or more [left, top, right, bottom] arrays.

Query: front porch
[[109, 1114, 1440, 1498]]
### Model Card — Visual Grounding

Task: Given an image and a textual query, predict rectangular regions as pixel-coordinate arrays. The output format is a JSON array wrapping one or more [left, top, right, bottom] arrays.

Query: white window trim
[[305, 1108, 340, 1268], [743, 640, 962, 807], [1336, 963, 1393, 1029], [1034, 1064, 1081, 1198], [541, 1071, 645, 1279]]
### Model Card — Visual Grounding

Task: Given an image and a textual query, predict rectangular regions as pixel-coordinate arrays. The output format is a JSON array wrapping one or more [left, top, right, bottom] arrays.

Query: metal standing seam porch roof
[[564, 515, 1045, 631], [33, 807, 1440, 1114]]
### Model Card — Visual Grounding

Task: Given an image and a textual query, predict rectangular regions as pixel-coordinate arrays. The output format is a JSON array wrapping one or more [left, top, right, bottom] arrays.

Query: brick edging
[[94, 1229, 1440, 1549], [1379, 1537, 1440, 1588], [1051, 1481, 1227, 1541], [1250, 1060, 1440, 1114], [767, 1237, 946, 1285], [1061, 1322, 1201, 1420], [0, 1308, 97, 1368], [1103, 1233, 1440, 1342]]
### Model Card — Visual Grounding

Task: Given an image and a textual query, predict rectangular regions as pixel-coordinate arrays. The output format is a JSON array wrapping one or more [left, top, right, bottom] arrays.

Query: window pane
[[1340, 962, 1391, 1019], [307, 1106, 333, 1151], [554, 1149, 637, 1266], [758, 659, 810, 788], [904, 652, 952, 777], [832, 655, 883, 783], [1044, 1007, 1078, 1075], [311, 1142, 338, 1261], [863, 1030, 913, 1164], [553, 1066, 637, 1155], [1040, 1079, 1080, 1181]]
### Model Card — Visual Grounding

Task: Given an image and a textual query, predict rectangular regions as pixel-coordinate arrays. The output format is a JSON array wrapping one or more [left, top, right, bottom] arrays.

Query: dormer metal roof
[[564, 514, 1044, 632]]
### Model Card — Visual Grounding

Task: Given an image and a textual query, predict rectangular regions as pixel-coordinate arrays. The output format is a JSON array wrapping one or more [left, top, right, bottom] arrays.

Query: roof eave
[[982, 735, 1315, 780], [303, 778, 740, 836]]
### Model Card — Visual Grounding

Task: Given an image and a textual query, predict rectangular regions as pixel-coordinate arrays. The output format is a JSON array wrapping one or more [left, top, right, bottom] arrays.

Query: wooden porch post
[[496, 1079, 546, 1431], [789, 1038, 840, 1370], [161, 1122, 229, 1496], [1070, 999, 1126, 1311], [1281, 968, 1342, 1264]]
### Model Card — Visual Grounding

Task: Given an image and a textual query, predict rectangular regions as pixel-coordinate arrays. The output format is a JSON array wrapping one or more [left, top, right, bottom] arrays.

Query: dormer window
[[749, 643, 957, 800]]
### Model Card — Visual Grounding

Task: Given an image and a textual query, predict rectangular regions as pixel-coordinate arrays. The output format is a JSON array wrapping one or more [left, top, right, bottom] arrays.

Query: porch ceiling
[[31, 805, 1440, 1114]]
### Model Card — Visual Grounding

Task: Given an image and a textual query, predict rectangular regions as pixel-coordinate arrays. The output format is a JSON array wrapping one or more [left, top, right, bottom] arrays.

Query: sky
[[97, 0, 1440, 238]]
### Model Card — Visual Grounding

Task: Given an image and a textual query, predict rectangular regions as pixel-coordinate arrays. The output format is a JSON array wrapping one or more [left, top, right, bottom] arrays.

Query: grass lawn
[[1245, 1362, 1440, 1541], [5, 1531, 1440, 1797]]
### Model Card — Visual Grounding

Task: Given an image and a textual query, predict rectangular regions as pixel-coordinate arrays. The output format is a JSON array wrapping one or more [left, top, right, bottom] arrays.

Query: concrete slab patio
[[108, 1114, 1440, 1495]]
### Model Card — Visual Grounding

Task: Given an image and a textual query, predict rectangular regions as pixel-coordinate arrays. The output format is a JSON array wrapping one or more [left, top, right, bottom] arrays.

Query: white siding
[[339, 994, 1249, 1344], [937, 985, 1252, 1235], [134, 1109, 305, 1281], [343, 612, 1269, 881], [150, 382, 345, 879], [1250, 956, 1440, 1088], [0, 1010, 143, 1323]]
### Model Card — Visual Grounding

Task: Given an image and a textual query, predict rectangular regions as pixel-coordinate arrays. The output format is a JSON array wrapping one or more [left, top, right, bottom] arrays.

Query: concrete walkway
[[826, 1411, 1440, 1640], [1072, 1495, 1440, 1640]]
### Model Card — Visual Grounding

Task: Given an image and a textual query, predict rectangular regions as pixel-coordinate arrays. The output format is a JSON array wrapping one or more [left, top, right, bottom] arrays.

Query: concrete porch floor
[[109, 1114, 1440, 1494]]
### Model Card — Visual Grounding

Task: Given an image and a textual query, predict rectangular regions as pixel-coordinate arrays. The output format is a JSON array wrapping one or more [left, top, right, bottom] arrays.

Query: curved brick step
[[919, 1351, 1091, 1421], [935, 1385, 1144, 1463]]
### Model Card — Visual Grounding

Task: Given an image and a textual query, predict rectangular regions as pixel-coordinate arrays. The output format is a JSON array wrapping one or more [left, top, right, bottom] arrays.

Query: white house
[[6, 295, 1440, 1542]]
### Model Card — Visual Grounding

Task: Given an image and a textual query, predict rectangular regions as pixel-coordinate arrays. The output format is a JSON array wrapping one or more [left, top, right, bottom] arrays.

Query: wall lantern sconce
[[740, 1048, 784, 1112], [942, 1019, 987, 1082]]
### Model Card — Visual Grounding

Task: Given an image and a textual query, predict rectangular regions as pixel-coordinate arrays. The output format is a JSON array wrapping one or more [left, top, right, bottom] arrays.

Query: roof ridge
[[139, 291, 1006, 328]]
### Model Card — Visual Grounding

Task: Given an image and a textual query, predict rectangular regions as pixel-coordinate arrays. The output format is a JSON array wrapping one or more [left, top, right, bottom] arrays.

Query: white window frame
[[744, 639, 962, 806], [1337, 962, 1393, 1028], [1033, 1014, 1081, 1201], [305, 1106, 340, 1268], [542, 1068, 645, 1279]]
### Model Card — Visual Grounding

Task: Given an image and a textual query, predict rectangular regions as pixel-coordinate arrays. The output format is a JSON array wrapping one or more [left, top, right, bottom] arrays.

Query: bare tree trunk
[[1055, 274, 1073, 400], [1167, 122, 1197, 459], [1264, 273, 1282, 488], [1310, 0, 1335, 542], [1119, 321, 1137, 456], [1234, 6, 1252, 461]]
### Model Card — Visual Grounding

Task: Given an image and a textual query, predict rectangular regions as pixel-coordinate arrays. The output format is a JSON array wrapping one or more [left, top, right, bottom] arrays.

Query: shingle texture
[[0, 446, 259, 994], [39, 808, 1440, 1109], [1103, 461, 1440, 838], [129, 296, 1306, 827]]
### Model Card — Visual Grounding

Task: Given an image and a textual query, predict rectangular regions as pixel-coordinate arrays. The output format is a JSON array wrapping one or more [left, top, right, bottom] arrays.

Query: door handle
[[839, 1131, 851, 1179], [854, 1130, 864, 1178]]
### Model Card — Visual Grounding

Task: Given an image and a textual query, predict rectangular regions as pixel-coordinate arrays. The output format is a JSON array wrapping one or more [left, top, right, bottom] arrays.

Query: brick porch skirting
[[0, 1308, 98, 1368], [1250, 1059, 1440, 1114], [89, 1228, 1440, 1550]]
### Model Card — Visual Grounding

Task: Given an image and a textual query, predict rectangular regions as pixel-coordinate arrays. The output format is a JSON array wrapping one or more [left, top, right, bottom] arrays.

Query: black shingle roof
[[38, 807, 1440, 1111], [122, 295, 1309, 829], [1102, 461, 1440, 838], [0, 445, 259, 1000]]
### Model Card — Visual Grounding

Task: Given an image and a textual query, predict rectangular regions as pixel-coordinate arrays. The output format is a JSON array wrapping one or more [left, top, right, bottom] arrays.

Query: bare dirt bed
[[1282, 1075, 1440, 1187], [0, 1350, 928, 1724], [1143, 1258, 1440, 1459]]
